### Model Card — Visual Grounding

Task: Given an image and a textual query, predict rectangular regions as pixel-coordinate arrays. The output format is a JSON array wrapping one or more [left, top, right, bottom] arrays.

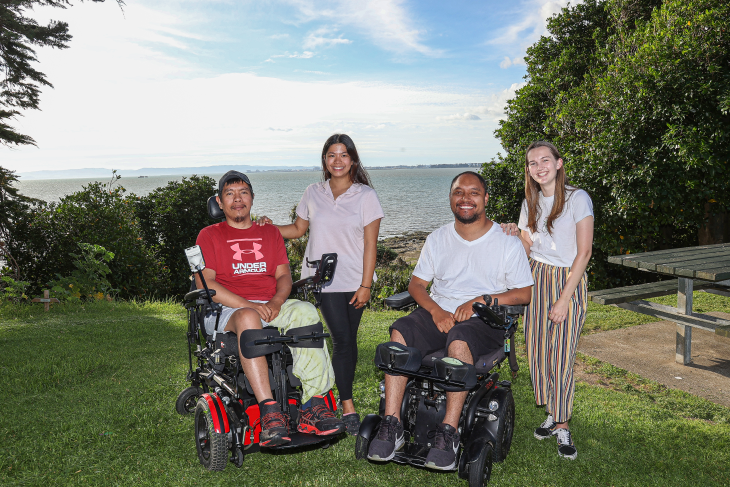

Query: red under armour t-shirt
[[196, 222, 289, 301]]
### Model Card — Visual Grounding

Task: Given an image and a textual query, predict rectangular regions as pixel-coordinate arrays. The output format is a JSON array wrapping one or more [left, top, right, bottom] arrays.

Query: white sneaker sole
[[534, 430, 556, 440], [424, 460, 457, 471]]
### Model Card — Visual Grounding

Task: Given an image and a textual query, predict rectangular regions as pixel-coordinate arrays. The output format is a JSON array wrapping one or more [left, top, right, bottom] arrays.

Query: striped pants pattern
[[524, 259, 588, 423]]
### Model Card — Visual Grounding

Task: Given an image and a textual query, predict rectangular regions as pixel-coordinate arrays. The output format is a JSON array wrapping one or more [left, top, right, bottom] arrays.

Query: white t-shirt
[[412, 222, 534, 314], [517, 188, 593, 268], [296, 181, 384, 293]]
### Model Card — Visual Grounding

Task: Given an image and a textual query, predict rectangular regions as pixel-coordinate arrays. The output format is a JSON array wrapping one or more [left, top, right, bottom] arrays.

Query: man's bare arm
[[408, 275, 455, 333]]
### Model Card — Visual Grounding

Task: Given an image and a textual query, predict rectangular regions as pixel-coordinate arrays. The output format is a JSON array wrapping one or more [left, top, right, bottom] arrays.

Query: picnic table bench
[[588, 243, 730, 365]]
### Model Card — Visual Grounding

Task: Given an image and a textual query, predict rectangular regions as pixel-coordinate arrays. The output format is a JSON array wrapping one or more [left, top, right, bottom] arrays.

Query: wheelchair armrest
[[292, 277, 314, 291], [504, 305, 525, 316], [384, 291, 416, 310], [184, 288, 216, 304]]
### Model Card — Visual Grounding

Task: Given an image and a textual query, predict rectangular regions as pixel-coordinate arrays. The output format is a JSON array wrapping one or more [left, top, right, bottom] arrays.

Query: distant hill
[[17, 165, 321, 180], [18, 162, 484, 180]]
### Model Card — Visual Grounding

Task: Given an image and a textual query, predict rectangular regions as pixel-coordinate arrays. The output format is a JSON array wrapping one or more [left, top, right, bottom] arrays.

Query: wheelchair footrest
[[391, 443, 457, 471], [266, 431, 335, 450]]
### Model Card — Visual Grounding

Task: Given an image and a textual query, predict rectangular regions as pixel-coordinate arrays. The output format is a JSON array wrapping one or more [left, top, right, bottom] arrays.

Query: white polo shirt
[[296, 181, 384, 293]]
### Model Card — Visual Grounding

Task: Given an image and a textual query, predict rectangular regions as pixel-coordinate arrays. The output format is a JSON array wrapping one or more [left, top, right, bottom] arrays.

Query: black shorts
[[389, 307, 504, 364]]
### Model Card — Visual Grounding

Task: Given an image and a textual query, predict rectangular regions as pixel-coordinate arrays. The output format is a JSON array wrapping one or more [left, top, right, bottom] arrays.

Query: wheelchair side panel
[[201, 393, 230, 434]]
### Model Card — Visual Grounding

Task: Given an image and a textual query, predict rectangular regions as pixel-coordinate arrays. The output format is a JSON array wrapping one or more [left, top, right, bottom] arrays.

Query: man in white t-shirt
[[368, 171, 533, 470]]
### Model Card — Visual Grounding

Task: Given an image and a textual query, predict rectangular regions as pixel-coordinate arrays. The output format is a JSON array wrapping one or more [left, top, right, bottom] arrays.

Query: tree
[[482, 0, 730, 288], [0, 167, 40, 279], [0, 0, 122, 146]]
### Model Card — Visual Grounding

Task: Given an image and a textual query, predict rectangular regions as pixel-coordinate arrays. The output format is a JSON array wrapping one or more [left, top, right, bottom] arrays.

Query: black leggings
[[320, 292, 365, 402]]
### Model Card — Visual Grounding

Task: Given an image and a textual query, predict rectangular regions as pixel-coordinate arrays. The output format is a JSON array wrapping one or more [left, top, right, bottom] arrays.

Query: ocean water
[[15, 168, 470, 238]]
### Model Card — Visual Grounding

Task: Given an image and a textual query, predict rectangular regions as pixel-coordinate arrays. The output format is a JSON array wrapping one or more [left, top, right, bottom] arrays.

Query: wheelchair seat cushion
[[422, 348, 506, 375], [374, 342, 422, 375]]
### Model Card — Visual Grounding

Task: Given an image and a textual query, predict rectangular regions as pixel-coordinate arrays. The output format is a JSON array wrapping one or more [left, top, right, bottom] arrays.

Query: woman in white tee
[[257, 134, 384, 436], [512, 141, 594, 461]]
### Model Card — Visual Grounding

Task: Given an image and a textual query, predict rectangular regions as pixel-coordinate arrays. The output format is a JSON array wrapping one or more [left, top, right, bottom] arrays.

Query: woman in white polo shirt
[[257, 134, 384, 435]]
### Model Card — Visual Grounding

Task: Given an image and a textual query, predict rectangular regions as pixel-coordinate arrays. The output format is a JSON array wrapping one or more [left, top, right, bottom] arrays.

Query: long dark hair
[[321, 134, 373, 187], [524, 140, 572, 235]]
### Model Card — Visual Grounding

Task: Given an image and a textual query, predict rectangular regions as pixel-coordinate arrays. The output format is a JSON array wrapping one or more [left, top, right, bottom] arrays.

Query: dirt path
[[578, 312, 730, 408]]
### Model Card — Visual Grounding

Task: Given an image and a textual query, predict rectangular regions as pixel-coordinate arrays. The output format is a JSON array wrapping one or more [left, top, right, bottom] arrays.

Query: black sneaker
[[342, 413, 361, 436], [534, 414, 557, 440], [258, 401, 291, 448], [555, 428, 577, 460], [367, 415, 404, 461], [297, 395, 346, 436], [424, 423, 460, 470]]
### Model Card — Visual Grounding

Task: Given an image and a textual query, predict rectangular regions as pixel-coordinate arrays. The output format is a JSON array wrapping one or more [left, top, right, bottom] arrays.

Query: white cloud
[[266, 51, 315, 62], [269, 33, 290, 39], [303, 27, 352, 49], [499, 56, 526, 69], [294, 69, 331, 75], [469, 82, 527, 121], [285, 0, 440, 56], [438, 113, 482, 121], [488, 0, 579, 50]]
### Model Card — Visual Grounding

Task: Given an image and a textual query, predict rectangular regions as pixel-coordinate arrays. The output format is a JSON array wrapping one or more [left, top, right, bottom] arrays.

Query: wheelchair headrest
[[432, 356, 477, 392], [240, 328, 282, 359], [374, 342, 422, 376], [207, 195, 225, 220]]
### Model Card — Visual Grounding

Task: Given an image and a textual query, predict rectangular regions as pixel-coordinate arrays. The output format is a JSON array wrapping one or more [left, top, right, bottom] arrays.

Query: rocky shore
[[380, 231, 429, 264]]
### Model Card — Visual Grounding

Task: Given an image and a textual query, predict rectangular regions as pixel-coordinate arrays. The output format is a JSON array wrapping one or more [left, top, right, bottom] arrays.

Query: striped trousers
[[524, 259, 588, 423]]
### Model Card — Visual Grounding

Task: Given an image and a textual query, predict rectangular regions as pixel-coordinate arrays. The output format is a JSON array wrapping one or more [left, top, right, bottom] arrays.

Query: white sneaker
[[534, 414, 557, 440], [555, 428, 577, 460]]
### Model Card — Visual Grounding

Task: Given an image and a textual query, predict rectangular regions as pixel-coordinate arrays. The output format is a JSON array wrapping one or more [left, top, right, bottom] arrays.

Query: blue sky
[[5, 0, 573, 173]]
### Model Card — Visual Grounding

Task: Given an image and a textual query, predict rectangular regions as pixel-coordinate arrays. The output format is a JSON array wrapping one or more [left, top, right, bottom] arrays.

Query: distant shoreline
[[17, 163, 484, 181]]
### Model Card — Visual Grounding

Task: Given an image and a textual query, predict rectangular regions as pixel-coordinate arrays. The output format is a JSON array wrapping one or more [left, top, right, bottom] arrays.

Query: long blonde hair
[[524, 140, 571, 235]]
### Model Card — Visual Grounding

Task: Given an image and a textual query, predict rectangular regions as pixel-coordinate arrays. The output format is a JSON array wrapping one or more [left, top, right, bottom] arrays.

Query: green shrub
[[7, 180, 165, 299], [0, 276, 29, 303], [134, 175, 217, 297], [369, 260, 414, 310], [48, 243, 117, 301]]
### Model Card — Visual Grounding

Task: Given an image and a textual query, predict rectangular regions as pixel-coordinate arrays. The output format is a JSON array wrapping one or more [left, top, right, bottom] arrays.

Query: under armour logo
[[230, 241, 263, 261]]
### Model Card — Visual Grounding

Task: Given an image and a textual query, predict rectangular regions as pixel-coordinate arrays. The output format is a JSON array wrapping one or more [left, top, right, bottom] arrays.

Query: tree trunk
[[698, 203, 729, 245]]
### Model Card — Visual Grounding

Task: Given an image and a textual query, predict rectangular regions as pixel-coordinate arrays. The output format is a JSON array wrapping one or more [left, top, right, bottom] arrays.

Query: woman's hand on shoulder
[[255, 216, 273, 226], [500, 222, 519, 236]]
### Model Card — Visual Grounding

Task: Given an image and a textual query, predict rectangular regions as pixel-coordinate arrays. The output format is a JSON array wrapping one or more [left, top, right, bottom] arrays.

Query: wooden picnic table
[[601, 243, 730, 365]]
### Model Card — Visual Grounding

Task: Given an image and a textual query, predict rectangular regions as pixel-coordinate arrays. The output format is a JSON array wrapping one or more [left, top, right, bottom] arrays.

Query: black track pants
[[320, 292, 365, 402]]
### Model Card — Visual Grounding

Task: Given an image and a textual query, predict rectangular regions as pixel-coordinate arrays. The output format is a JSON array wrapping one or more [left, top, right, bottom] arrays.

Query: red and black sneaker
[[297, 395, 346, 436], [258, 401, 291, 448]]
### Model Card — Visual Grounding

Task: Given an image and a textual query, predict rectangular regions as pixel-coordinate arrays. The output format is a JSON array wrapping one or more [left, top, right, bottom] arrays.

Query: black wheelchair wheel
[[194, 398, 228, 471], [176, 386, 202, 416], [492, 390, 515, 462], [468, 442, 493, 487]]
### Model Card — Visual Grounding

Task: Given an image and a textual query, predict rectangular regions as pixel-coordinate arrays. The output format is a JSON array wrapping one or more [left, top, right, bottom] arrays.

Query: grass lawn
[[1, 293, 729, 486]]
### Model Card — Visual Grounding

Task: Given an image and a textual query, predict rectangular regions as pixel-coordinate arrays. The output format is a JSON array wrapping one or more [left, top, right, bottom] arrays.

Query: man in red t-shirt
[[195, 171, 344, 447]]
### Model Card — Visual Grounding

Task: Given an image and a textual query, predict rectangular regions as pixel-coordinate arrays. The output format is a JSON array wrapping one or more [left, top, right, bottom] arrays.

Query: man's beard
[[453, 211, 481, 225], [233, 216, 248, 223]]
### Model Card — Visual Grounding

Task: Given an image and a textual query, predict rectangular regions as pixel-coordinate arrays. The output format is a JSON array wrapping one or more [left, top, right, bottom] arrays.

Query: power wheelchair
[[174, 196, 340, 471], [355, 292, 523, 487]]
